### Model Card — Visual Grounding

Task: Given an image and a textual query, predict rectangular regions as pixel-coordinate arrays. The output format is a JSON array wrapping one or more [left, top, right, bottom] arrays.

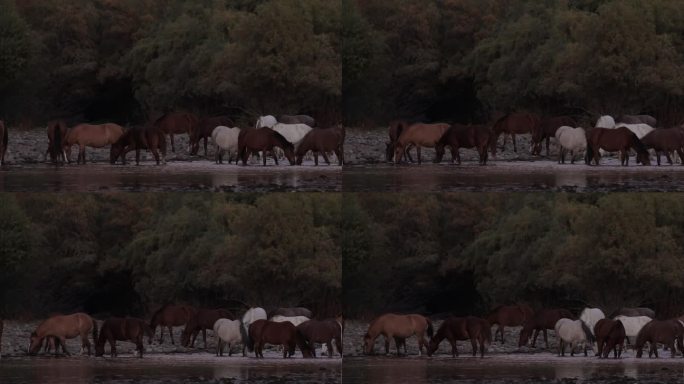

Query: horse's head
[[426, 338, 440, 357], [385, 142, 394, 162], [637, 151, 651, 166], [282, 144, 296, 165], [109, 142, 124, 164], [28, 332, 43, 355], [393, 144, 405, 164], [95, 342, 105, 357], [362, 332, 373, 354]]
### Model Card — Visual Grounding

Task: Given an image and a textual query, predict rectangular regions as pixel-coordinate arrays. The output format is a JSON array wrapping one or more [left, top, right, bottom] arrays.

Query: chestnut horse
[[532, 116, 577, 156], [46, 120, 69, 163], [641, 128, 684, 165], [386, 120, 416, 163], [635, 319, 684, 358], [110, 125, 167, 165], [63, 123, 125, 164], [434, 124, 495, 165], [394, 123, 450, 164], [249, 319, 312, 358], [153, 112, 199, 153], [427, 316, 491, 358], [492, 112, 540, 154], [181, 308, 234, 348], [190, 115, 234, 156], [149, 304, 197, 344], [363, 313, 433, 356], [29, 313, 98, 356], [0, 120, 6, 165], [95, 317, 153, 358], [238, 128, 295, 166], [586, 127, 651, 166], [518, 308, 574, 348], [297, 319, 343, 358], [594, 318, 626, 359], [486, 304, 534, 344], [295, 126, 345, 166]]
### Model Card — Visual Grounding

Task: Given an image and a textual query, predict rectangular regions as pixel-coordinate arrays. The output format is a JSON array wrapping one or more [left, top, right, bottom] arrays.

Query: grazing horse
[[555, 126, 587, 164], [269, 315, 310, 327], [268, 307, 314, 319], [182, 308, 234, 349], [212, 126, 242, 164], [434, 124, 494, 165], [153, 112, 199, 153], [616, 123, 655, 139], [214, 318, 243, 357], [95, 317, 153, 358], [519, 308, 574, 348], [46, 120, 69, 163], [486, 304, 534, 344], [271, 123, 313, 151], [532, 116, 577, 156], [249, 319, 312, 358], [635, 319, 684, 358], [278, 114, 316, 127], [297, 319, 343, 358], [149, 304, 196, 345], [492, 112, 540, 154], [363, 313, 433, 356], [295, 126, 345, 166], [641, 129, 684, 165], [394, 123, 450, 164], [255, 115, 278, 128], [617, 114, 657, 127], [29, 313, 98, 356], [109, 125, 167, 165], [386, 120, 416, 163], [0, 120, 6, 165], [586, 127, 651, 166], [427, 316, 491, 358], [241, 307, 267, 355], [579, 308, 605, 337], [594, 318, 626, 359], [190, 115, 234, 156], [238, 128, 295, 166], [609, 307, 656, 319], [555, 318, 595, 357], [613, 315, 652, 346], [62, 123, 124, 164]]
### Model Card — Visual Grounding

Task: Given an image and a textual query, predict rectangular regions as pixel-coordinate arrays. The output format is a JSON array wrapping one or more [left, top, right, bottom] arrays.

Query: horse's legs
[[384, 336, 390, 355], [204, 137, 208, 157], [416, 146, 422, 164], [546, 137, 550, 156], [543, 329, 548, 348], [470, 337, 478, 357], [531, 329, 539, 347], [58, 336, 70, 355], [314, 152, 319, 166], [170, 134, 175, 152], [135, 148, 141, 165], [322, 151, 331, 165], [393, 337, 402, 356], [272, 151, 279, 165], [665, 151, 673, 165], [499, 326, 505, 344], [203, 329, 207, 349], [512, 134, 517, 153]]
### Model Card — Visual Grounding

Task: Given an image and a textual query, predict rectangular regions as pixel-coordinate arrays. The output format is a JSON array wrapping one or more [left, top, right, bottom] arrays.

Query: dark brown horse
[[29, 313, 98, 356], [486, 304, 534, 344], [586, 127, 651, 166], [295, 126, 345, 166], [394, 123, 450, 164], [594, 318, 626, 359], [635, 319, 684, 358], [110, 125, 167, 165], [297, 319, 343, 358], [518, 308, 574, 348], [181, 308, 234, 348], [238, 128, 295, 166], [95, 317, 153, 358], [434, 124, 495, 165], [0, 120, 6, 165], [190, 115, 234, 156], [153, 112, 199, 153], [492, 112, 540, 154], [149, 304, 197, 345], [427, 316, 491, 358], [532, 116, 577, 156], [641, 128, 684, 165], [608, 307, 656, 319], [249, 319, 312, 358], [63, 123, 125, 164], [46, 120, 69, 163]]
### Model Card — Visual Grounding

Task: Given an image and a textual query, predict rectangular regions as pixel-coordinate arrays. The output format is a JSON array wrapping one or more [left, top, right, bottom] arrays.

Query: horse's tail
[[487, 127, 498, 158], [241, 322, 254, 352], [425, 317, 434, 340], [580, 320, 595, 344]]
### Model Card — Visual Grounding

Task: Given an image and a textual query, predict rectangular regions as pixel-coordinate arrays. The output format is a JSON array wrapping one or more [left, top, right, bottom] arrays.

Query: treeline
[[343, 193, 684, 319], [0, 0, 340, 126], [0, 193, 341, 319]]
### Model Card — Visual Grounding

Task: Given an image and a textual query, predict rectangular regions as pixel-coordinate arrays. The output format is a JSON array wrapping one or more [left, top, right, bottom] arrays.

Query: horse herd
[[0, 305, 343, 360], [363, 305, 684, 359], [386, 113, 684, 167]]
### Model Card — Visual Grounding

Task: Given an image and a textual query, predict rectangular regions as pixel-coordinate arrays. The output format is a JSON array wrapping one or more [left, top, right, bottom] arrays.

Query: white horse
[[595, 115, 616, 128], [212, 126, 241, 164], [555, 318, 596, 356], [555, 126, 587, 164], [213, 318, 243, 357], [269, 315, 310, 327], [614, 315, 652, 345], [579, 307, 605, 337], [615, 123, 655, 139], [255, 115, 277, 129], [240, 307, 267, 355], [271, 123, 313, 150]]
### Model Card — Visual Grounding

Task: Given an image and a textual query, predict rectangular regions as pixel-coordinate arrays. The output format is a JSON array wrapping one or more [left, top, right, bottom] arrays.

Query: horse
[[555, 318, 595, 357], [616, 114, 657, 127], [579, 307, 605, 337], [249, 319, 312, 358], [532, 116, 577, 156], [149, 304, 196, 345], [268, 307, 313, 319], [181, 308, 234, 349], [297, 319, 343, 358], [95, 317, 153, 358], [394, 123, 450, 164], [63, 123, 124, 164], [386, 120, 416, 163], [613, 315, 652, 346], [190, 115, 234, 156], [241, 307, 267, 355], [518, 308, 574, 348], [555, 126, 587, 164], [255, 115, 278, 129], [295, 126, 345, 166], [28, 313, 98, 356], [635, 319, 684, 358], [46, 120, 69, 163], [153, 112, 199, 153], [426, 316, 491, 358], [594, 318, 626, 359], [269, 315, 310, 327], [271, 123, 313, 151], [109, 125, 167, 165], [278, 114, 316, 127], [595, 115, 616, 128], [586, 127, 651, 166], [486, 304, 534, 344], [433, 124, 494, 165], [641, 129, 684, 165], [609, 307, 656, 318], [214, 318, 243, 357], [363, 313, 433, 356], [0, 120, 6, 165], [616, 123, 655, 140], [237, 128, 295, 166], [212, 126, 242, 164], [491, 112, 540, 154]]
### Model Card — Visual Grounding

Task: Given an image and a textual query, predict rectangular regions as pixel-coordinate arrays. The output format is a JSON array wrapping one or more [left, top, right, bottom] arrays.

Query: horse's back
[[615, 123, 654, 139], [399, 123, 450, 146]]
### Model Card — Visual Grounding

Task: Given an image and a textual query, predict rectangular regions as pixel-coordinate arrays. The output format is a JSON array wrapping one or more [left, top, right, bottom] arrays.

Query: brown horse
[[427, 316, 491, 358], [95, 317, 153, 358], [297, 319, 343, 358], [149, 304, 197, 345], [238, 128, 295, 166], [153, 112, 199, 153], [28, 313, 98, 356], [586, 127, 651, 166], [532, 116, 577, 156], [635, 319, 684, 358], [181, 308, 234, 348], [486, 304, 534, 344], [0, 120, 7, 165], [492, 112, 540, 154], [394, 123, 450, 164], [295, 126, 345, 166], [594, 318, 626, 359], [386, 120, 416, 163], [46, 120, 69, 163], [190, 115, 234, 156], [518, 308, 574, 348], [434, 124, 495, 165], [63, 123, 125, 164], [110, 125, 167, 165], [249, 319, 312, 358], [641, 128, 684, 165], [363, 313, 433, 356]]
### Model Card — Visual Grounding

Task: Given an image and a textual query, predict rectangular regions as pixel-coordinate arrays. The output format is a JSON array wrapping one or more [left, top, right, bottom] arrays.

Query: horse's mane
[[491, 114, 510, 133]]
